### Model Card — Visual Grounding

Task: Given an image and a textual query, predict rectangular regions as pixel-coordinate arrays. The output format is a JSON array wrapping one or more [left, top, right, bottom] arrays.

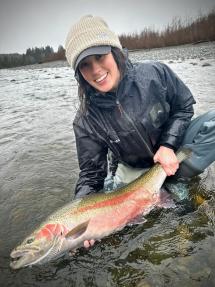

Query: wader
[[104, 110, 215, 199]]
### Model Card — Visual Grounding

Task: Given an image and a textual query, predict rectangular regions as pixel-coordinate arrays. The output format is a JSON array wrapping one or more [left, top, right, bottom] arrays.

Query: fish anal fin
[[158, 188, 176, 209], [65, 220, 90, 239]]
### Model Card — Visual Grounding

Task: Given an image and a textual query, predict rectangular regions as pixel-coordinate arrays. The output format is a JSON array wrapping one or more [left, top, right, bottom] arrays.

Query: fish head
[[10, 223, 68, 269]]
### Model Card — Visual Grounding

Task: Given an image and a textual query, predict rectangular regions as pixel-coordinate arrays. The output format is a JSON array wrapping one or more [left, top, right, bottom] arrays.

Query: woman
[[65, 15, 196, 202]]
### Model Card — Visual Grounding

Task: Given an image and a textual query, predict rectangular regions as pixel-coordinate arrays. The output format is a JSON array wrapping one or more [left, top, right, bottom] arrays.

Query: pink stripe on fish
[[72, 187, 150, 215]]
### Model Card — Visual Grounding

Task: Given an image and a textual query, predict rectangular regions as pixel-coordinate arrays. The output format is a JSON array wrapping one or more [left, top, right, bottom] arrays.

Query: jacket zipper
[[116, 100, 154, 158]]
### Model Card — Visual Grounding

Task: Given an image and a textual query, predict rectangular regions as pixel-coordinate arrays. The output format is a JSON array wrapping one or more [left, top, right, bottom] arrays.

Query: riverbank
[[9, 41, 215, 70], [129, 41, 215, 61]]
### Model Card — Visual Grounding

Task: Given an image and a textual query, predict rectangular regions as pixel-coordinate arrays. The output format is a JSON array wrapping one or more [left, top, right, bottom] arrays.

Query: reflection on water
[[0, 44, 215, 286]]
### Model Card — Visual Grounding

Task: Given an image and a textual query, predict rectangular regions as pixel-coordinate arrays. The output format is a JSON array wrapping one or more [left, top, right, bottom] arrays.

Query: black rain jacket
[[73, 61, 196, 198]]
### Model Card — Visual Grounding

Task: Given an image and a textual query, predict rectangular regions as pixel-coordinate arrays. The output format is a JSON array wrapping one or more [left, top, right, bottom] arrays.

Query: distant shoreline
[[128, 40, 213, 53], [9, 41, 215, 71]]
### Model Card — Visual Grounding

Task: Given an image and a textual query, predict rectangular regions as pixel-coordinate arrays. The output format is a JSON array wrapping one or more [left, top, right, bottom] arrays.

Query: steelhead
[[10, 148, 191, 269]]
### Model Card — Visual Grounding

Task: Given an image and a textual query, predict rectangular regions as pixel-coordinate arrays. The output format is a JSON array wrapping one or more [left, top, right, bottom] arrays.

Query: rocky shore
[[11, 41, 215, 70], [129, 41, 215, 62]]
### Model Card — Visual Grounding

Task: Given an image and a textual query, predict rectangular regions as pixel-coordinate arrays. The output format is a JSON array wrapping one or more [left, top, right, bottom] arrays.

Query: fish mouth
[[10, 245, 43, 269], [10, 249, 34, 269]]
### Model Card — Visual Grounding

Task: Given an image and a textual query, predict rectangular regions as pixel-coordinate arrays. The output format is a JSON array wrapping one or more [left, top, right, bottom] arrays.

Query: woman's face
[[78, 53, 120, 93]]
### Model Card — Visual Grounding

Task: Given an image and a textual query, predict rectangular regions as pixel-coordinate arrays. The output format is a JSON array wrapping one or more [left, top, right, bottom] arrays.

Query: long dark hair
[[75, 47, 127, 113]]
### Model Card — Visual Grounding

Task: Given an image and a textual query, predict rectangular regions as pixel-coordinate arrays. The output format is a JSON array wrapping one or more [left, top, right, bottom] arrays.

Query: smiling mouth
[[95, 73, 108, 83]]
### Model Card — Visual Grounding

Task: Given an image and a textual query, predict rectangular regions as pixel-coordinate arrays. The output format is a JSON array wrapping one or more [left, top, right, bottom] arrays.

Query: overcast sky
[[0, 0, 214, 54]]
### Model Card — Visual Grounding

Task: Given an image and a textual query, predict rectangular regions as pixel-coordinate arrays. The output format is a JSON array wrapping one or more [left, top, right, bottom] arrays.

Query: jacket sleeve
[[154, 62, 196, 150], [73, 116, 108, 199]]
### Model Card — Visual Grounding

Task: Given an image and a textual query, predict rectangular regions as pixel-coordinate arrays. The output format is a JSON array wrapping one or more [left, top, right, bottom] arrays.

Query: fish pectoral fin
[[128, 216, 147, 226], [65, 220, 90, 239]]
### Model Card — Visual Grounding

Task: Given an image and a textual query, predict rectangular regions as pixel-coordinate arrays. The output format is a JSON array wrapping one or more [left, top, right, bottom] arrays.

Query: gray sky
[[0, 0, 214, 54]]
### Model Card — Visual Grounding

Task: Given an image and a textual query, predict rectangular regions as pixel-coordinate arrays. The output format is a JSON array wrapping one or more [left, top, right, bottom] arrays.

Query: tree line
[[0, 45, 65, 69], [120, 9, 215, 50], [0, 10, 214, 69]]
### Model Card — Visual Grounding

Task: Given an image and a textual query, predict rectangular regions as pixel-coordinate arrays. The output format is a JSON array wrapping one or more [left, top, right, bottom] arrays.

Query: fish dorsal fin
[[65, 220, 90, 239]]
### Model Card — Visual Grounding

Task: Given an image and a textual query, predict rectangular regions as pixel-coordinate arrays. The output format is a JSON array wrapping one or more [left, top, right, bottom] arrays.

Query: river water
[[0, 42, 215, 287]]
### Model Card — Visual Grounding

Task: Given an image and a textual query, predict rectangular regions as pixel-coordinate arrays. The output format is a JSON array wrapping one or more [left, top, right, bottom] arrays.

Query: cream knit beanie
[[65, 15, 122, 70]]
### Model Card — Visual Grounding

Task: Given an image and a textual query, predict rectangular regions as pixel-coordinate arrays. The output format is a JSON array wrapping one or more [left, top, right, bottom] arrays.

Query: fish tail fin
[[176, 147, 192, 164]]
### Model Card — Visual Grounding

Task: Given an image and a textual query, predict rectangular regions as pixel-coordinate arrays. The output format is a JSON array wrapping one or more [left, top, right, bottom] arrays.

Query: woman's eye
[[95, 54, 104, 61], [79, 62, 89, 70]]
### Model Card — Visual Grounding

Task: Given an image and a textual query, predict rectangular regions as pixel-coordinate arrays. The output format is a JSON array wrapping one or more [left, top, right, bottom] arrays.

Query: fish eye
[[26, 238, 34, 244]]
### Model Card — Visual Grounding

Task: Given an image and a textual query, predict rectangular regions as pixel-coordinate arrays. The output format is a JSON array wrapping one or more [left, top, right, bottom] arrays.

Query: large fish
[[10, 148, 191, 269]]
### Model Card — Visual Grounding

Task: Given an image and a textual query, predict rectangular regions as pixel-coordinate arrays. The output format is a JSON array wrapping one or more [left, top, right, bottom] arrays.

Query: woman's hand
[[69, 239, 96, 256], [84, 239, 95, 248], [153, 146, 179, 176]]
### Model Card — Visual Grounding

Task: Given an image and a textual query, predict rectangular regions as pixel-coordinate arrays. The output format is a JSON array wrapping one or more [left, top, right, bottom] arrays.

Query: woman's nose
[[91, 60, 101, 74]]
